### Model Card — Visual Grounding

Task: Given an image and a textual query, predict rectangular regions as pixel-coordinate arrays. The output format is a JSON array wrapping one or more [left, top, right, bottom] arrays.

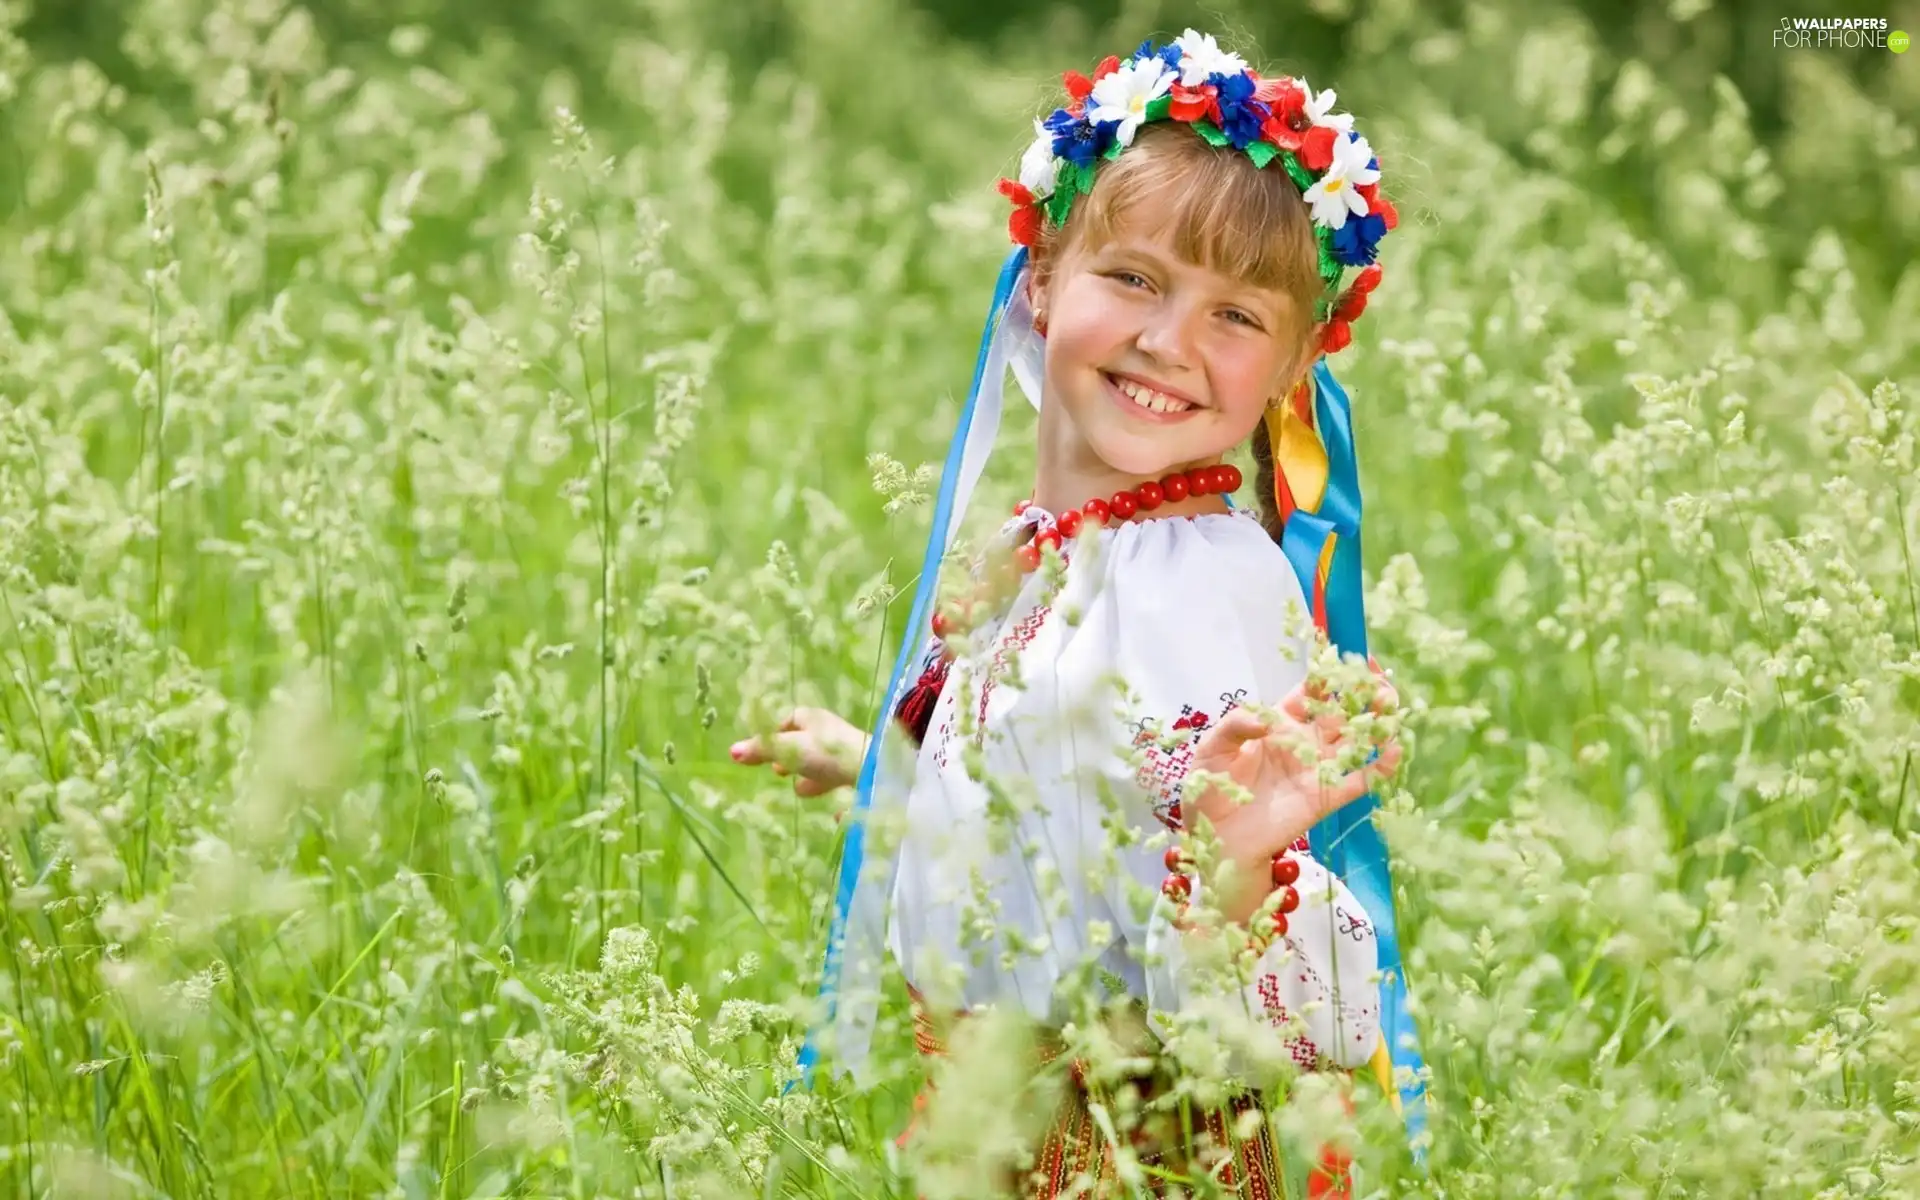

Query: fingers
[[1209, 707, 1272, 744], [1266, 703, 1341, 764], [1281, 666, 1398, 747], [1261, 723, 1315, 775], [733, 707, 809, 764], [1193, 707, 1283, 771], [1366, 737, 1403, 780], [733, 708, 862, 796], [1280, 681, 1322, 721], [730, 736, 766, 765], [731, 729, 804, 768], [1313, 737, 1403, 815], [1280, 684, 1343, 741], [1367, 656, 1399, 714]]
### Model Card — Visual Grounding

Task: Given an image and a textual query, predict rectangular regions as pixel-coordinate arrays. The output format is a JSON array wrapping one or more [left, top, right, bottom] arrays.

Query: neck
[[1031, 399, 1233, 521]]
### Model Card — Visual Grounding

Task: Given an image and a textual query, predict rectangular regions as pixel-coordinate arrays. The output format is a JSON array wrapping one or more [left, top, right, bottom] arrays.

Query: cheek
[[1209, 344, 1285, 415], [1045, 287, 1132, 363]]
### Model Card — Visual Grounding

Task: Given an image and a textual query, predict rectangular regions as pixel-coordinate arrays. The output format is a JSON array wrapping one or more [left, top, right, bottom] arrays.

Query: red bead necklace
[[1162, 836, 1310, 952], [929, 463, 1244, 642]]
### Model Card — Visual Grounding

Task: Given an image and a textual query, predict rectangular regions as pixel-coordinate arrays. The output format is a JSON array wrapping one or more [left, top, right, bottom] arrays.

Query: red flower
[[1093, 54, 1121, 80], [1333, 288, 1368, 323], [1265, 77, 1306, 121], [997, 178, 1041, 246], [1263, 82, 1323, 159], [1259, 78, 1311, 149], [1008, 205, 1041, 247], [1169, 81, 1216, 122], [1353, 264, 1384, 294], [1062, 70, 1093, 104], [1299, 125, 1338, 172], [1261, 115, 1303, 152], [1354, 182, 1399, 229], [1320, 318, 1353, 355]]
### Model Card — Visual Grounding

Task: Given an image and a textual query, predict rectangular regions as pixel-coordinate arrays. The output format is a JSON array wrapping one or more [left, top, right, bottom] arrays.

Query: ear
[[1274, 331, 1318, 405], [1025, 270, 1052, 335], [1024, 249, 1050, 320], [1295, 317, 1326, 378]]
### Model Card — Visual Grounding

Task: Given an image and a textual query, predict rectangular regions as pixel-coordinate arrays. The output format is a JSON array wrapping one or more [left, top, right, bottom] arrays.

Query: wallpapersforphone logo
[[1773, 16, 1902, 50]]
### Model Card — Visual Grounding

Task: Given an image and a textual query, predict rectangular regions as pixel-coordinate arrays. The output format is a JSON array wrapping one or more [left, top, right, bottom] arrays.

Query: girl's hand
[[1181, 659, 1403, 924], [730, 707, 870, 802]]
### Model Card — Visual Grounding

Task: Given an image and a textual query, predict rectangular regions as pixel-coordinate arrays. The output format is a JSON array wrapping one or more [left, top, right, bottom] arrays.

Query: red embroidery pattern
[[1257, 973, 1328, 1072], [1134, 687, 1250, 829], [931, 699, 957, 772], [971, 602, 1053, 752], [928, 602, 1054, 771]]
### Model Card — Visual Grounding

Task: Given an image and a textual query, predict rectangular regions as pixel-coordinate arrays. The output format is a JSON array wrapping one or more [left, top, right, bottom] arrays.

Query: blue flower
[[1211, 73, 1266, 149], [1045, 106, 1110, 167], [1329, 211, 1388, 266], [1133, 38, 1183, 72]]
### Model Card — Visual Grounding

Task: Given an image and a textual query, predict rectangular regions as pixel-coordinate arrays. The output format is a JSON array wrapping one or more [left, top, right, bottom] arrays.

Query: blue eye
[[1111, 271, 1149, 289], [1224, 309, 1261, 329]]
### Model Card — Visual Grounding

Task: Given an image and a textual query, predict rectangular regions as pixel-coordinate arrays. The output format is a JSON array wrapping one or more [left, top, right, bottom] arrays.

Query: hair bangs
[[1051, 122, 1323, 331]]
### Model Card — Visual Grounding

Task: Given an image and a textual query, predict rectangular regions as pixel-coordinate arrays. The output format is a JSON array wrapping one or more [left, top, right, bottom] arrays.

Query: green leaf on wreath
[[1280, 150, 1315, 192]]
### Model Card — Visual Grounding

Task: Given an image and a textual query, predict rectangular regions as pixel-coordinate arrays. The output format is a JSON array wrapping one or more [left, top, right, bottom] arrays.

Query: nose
[[1134, 297, 1201, 369]]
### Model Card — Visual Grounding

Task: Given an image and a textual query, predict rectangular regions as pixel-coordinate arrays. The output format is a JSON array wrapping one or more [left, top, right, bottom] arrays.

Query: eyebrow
[[1098, 242, 1286, 325]]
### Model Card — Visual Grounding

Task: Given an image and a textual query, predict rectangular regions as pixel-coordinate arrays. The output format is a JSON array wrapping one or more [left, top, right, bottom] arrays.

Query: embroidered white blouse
[[885, 505, 1382, 1072]]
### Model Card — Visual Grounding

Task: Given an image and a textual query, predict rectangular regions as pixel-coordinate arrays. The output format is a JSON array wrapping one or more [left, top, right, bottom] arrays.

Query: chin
[[1085, 433, 1199, 481]]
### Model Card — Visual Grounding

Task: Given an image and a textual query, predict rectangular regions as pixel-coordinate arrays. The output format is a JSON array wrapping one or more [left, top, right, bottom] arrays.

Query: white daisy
[[1300, 132, 1381, 229], [1018, 118, 1058, 198], [1171, 28, 1248, 87], [1088, 55, 1177, 147], [1298, 77, 1355, 134]]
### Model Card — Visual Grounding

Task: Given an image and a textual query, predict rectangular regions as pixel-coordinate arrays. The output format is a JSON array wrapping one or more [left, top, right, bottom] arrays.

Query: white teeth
[[1115, 377, 1191, 413]]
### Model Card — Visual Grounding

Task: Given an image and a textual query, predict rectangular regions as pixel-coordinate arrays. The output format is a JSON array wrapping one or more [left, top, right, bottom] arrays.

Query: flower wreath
[[996, 30, 1398, 356]]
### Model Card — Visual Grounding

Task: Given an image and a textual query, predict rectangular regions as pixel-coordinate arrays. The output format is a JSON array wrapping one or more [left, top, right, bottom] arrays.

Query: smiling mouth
[[1104, 372, 1198, 415]]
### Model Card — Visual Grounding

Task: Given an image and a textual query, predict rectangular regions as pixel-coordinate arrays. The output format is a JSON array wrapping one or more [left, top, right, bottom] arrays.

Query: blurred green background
[[17, 0, 1920, 295]]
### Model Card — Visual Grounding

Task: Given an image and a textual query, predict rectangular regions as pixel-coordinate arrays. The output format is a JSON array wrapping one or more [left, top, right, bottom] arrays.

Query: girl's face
[[1034, 214, 1311, 482]]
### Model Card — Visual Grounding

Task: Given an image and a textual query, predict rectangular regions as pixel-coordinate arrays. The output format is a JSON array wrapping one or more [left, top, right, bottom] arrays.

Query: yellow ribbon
[[1266, 382, 1328, 518], [1369, 1041, 1402, 1115]]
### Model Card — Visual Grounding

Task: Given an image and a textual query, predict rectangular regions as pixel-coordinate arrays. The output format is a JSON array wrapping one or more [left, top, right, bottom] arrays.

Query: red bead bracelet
[[1163, 836, 1312, 949]]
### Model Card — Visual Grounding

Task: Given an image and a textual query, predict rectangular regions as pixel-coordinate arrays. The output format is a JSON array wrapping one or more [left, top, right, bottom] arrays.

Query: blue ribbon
[[794, 247, 1030, 1087], [1235, 360, 1429, 1155]]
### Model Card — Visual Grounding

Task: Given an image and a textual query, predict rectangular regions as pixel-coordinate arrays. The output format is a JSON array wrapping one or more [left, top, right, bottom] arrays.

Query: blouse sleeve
[[891, 634, 949, 747], [1089, 517, 1383, 1073]]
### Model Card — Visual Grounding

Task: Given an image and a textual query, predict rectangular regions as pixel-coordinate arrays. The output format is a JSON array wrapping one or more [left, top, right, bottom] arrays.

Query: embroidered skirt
[[896, 990, 1354, 1199]]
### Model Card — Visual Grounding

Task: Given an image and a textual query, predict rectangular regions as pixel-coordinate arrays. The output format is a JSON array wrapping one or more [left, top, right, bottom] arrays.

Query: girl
[[735, 30, 1422, 1196]]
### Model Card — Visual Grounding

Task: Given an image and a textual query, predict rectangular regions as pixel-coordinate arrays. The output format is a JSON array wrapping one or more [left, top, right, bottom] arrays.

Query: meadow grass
[[0, 0, 1916, 1195]]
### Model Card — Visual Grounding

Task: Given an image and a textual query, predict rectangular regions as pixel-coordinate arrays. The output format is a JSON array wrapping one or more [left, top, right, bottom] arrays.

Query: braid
[[1248, 418, 1285, 546]]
